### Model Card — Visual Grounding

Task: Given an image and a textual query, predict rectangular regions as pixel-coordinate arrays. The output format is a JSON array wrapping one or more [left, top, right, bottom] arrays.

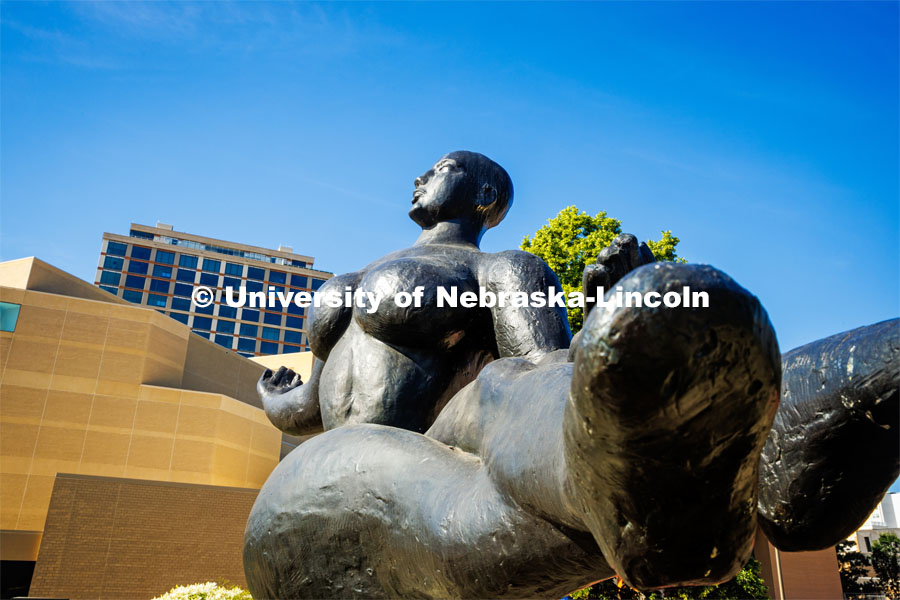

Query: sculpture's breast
[[354, 257, 482, 348]]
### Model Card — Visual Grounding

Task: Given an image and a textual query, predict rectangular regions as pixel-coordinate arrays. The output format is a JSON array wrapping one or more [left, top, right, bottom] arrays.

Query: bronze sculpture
[[243, 151, 899, 598]]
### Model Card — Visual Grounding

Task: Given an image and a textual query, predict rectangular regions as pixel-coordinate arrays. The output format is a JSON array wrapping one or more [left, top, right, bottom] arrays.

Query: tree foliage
[[521, 206, 684, 333], [837, 540, 878, 599], [566, 559, 768, 600], [873, 534, 900, 599]]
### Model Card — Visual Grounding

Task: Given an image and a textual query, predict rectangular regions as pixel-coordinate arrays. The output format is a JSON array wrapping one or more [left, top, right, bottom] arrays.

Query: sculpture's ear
[[476, 183, 497, 207]]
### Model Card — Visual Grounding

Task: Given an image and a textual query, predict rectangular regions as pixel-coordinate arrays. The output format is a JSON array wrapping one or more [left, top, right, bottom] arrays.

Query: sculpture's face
[[409, 155, 477, 228]]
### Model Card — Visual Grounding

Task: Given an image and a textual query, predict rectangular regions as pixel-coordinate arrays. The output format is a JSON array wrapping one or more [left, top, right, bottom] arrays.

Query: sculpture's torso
[[312, 244, 498, 432]]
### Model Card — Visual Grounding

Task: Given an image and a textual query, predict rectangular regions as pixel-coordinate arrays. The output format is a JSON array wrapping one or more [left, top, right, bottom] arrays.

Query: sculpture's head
[[409, 151, 513, 232]]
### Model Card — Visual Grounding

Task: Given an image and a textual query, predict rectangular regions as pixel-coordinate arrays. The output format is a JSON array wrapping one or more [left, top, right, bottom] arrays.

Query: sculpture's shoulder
[[478, 249, 559, 290]]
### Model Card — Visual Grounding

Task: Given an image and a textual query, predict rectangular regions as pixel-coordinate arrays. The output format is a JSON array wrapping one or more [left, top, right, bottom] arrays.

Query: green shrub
[[152, 582, 252, 600]]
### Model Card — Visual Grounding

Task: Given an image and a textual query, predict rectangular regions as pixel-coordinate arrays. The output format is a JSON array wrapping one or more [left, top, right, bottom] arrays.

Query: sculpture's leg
[[243, 423, 612, 600], [758, 318, 900, 551], [565, 263, 781, 590]]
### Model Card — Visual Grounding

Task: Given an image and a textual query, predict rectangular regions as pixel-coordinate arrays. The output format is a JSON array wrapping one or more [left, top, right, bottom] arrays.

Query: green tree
[[565, 559, 768, 600], [521, 206, 684, 333], [872, 533, 900, 599], [837, 540, 878, 599]]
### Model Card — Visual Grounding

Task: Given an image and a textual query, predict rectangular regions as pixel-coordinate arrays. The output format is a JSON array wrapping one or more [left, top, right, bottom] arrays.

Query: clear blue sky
[[2, 4, 897, 350]]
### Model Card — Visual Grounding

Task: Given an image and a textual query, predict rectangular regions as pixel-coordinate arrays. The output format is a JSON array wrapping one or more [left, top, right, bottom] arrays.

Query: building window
[[0, 302, 21, 332], [202, 258, 221, 273], [268, 285, 285, 295], [195, 303, 214, 315], [103, 256, 124, 271], [218, 305, 237, 319], [131, 246, 152, 260], [214, 334, 232, 349], [216, 320, 235, 334], [290, 274, 307, 288], [179, 254, 198, 269], [107, 241, 128, 256], [283, 343, 302, 353], [245, 280, 263, 293], [125, 274, 146, 290], [147, 294, 167, 308], [194, 331, 210, 339], [311, 278, 326, 291], [247, 266, 265, 281], [865, 537, 872, 552], [291, 260, 306, 268], [176, 269, 196, 283], [123, 290, 143, 304], [262, 327, 280, 341], [237, 338, 256, 353], [287, 303, 304, 317], [100, 271, 121, 286], [156, 250, 175, 265], [169, 312, 189, 324], [171, 297, 191, 312], [130, 229, 154, 240], [173, 283, 192, 298], [239, 323, 258, 337], [284, 330, 303, 345], [263, 312, 282, 326], [286, 316, 303, 329], [259, 341, 279, 354], [193, 316, 212, 331], [241, 309, 259, 323], [199, 272, 219, 287], [269, 271, 287, 285], [99, 285, 118, 295], [152, 265, 173, 279], [225, 262, 243, 276], [128, 261, 149, 275], [223, 276, 241, 290], [149, 279, 170, 294]]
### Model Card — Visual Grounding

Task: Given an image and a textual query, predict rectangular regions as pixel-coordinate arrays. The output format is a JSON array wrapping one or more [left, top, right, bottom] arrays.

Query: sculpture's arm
[[258, 271, 364, 436], [257, 361, 324, 436], [481, 250, 572, 358]]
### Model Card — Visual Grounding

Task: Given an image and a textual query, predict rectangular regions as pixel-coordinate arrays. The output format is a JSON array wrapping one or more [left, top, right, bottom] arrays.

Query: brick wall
[[30, 474, 258, 600]]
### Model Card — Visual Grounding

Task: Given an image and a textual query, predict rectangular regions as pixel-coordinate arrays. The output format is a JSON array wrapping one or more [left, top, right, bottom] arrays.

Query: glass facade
[[100, 271, 121, 286], [128, 261, 149, 275], [97, 229, 328, 356], [107, 241, 127, 256], [179, 254, 198, 269], [0, 302, 21, 332], [125, 275, 146, 289], [131, 246, 152, 260], [103, 256, 124, 270]]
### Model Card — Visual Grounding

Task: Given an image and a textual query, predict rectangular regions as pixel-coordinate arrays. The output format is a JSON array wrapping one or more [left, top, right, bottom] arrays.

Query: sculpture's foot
[[565, 263, 780, 590], [758, 318, 899, 551]]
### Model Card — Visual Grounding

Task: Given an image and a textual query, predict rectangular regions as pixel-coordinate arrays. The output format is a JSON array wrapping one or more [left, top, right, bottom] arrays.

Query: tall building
[[94, 223, 332, 357]]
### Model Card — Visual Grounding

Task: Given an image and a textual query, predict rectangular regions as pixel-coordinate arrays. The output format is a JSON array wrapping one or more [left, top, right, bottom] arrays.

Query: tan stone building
[[0, 257, 313, 599]]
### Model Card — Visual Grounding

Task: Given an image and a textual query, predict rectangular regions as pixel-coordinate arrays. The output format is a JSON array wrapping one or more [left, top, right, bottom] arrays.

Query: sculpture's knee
[[566, 263, 780, 590]]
